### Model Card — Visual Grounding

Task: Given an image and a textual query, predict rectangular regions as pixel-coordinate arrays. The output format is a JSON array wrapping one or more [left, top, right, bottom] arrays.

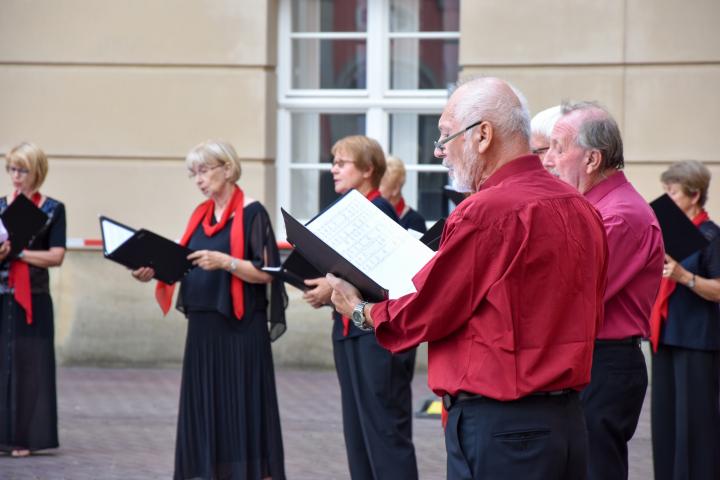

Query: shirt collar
[[584, 170, 627, 204], [479, 154, 544, 191]]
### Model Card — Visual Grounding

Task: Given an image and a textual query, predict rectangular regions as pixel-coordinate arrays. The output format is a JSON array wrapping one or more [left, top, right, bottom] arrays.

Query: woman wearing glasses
[[302, 135, 418, 480], [132, 140, 287, 480], [0, 142, 66, 457]]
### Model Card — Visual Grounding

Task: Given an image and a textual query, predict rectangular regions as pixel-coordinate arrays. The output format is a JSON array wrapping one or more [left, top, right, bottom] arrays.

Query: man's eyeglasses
[[532, 147, 549, 155], [434, 120, 483, 153], [188, 164, 223, 179], [6, 166, 30, 176]]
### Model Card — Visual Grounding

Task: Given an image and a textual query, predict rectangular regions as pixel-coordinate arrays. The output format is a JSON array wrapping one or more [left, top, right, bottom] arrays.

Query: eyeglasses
[[6, 166, 30, 176], [331, 159, 356, 168], [188, 164, 224, 179], [532, 146, 550, 155], [434, 120, 483, 153]]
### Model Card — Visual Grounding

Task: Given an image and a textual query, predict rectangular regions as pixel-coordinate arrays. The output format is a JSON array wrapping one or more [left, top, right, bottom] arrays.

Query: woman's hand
[[303, 277, 333, 309], [188, 250, 230, 271], [131, 267, 155, 282], [663, 254, 688, 283], [0, 241, 11, 262]]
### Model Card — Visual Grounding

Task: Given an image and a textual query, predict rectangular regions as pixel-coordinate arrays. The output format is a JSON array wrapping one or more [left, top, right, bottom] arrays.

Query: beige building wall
[[460, 0, 720, 218]]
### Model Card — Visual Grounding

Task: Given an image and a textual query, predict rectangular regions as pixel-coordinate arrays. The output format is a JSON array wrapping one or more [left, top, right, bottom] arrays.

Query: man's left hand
[[326, 273, 362, 317]]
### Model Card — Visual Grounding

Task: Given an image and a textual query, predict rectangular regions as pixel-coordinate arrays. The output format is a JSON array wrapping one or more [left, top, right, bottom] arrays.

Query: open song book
[[99, 216, 194, 284], [282, 189, 436, 302]]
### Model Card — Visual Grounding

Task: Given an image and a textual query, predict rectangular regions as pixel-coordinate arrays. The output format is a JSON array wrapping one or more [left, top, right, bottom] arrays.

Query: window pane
[[390, 38, 458, 89], [290, 113, 365, 218], [293, 39, 366, 89], [390, 0, 459, 32], [292, 0, 367, 32]]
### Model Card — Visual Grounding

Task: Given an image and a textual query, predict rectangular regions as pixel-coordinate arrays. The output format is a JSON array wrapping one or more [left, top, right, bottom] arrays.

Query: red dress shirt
[[584, 171, 664, 340], [371, 155, 608, 400]]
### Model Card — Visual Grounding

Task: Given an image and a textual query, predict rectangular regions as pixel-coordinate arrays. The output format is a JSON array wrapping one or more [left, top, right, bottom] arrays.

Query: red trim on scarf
[[155, 186, 245, 319], [8, 191, 42, 325], [342, 188, 382, 335], [394, 197, 406, 218], [649, 209, 710, 352]]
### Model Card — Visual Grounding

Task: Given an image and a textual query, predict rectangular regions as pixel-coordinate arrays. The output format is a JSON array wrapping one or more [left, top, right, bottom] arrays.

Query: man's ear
[[476, 121, 493, 155], [585, 149, 603, 174]]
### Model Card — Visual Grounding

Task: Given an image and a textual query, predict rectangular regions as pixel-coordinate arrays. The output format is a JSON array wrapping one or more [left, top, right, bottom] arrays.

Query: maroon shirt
[[371, 155, 608, 400], [584, 171, 664, 340]]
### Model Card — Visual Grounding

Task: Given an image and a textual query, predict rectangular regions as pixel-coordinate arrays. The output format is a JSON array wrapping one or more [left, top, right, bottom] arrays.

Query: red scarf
[[394, 197, 406, 218], [8, 191, 43, 325], [342, 188, 382, 336], [155, 185, 245, 319], [649, 209, 709, 352]]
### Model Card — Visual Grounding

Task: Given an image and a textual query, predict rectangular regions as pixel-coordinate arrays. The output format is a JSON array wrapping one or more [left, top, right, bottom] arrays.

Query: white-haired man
[[328, 77, 608, 479], [544, 101, 664, 480], [530, 105, 562, 160]]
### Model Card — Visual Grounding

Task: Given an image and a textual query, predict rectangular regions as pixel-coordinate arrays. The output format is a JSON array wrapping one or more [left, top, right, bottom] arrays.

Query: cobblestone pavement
[[0, 367, 653, 479]]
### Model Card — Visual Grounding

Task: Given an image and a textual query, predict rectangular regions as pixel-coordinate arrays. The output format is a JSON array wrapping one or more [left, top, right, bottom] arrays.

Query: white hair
[[531, 105, 562, 139]]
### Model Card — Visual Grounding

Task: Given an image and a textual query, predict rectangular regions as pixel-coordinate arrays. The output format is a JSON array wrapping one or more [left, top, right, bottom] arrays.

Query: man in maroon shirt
[[543, 101, 664, 480], [327, 77, 608, 479]]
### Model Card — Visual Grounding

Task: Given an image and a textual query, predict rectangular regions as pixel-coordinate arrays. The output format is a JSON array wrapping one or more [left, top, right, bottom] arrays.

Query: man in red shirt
[[543, 101, 664, 480], [328, 77, 608, 479]]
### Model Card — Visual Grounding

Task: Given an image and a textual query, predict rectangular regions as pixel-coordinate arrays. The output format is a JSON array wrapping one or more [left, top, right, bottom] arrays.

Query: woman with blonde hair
[[380, 155, 427, 233], [133, 140, 287, 479], [0, 142, 66, 457]]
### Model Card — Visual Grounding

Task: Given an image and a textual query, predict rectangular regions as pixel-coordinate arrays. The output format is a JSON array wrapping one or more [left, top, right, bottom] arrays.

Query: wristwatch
[[227, 258, 238, 272], [351, 301, 373, 331], [687, 274, 696, 289]]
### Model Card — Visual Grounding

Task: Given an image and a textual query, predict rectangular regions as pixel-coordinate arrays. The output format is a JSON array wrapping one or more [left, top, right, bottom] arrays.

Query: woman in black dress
[[133, 140, 287, 480], [0, 142, 66, 457]]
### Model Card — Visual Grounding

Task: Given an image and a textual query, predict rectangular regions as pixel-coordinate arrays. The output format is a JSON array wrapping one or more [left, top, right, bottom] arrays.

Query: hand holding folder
[[99, 216, 195, 284], [650, 194, 709, 261], [261, 250, 321, 291], [0, 194, 48, 258]]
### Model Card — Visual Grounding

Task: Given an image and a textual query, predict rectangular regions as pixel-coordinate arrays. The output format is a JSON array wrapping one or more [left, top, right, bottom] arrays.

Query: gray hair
[[561, 100, 624, 171], [531, 105, 562, 139], [452, 76, 531, 142], [661, 160, 711, 207]]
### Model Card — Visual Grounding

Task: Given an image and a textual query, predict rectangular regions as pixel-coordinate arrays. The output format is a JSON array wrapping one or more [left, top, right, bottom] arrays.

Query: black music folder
[[1, 194, 48, 258], [262, 250, 322, 291], [419, 218, 446, 252], [443, 186, 468, 206], [650, 194, 709, 261], [99, 216, 195, 284]]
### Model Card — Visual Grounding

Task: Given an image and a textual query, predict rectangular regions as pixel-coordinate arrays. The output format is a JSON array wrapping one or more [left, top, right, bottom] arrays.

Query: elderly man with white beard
[[327, 77, 609, 480]]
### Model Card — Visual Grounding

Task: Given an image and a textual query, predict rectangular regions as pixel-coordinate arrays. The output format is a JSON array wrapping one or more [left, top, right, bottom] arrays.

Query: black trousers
[[579, 342, 648, 480], [651, 344, 720, 480], [444, 391, 588, 480], [333, 333, 418, 480]]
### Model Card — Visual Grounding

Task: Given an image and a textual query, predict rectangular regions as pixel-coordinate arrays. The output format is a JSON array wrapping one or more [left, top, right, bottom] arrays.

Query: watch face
[[351, 308, 362, 325]]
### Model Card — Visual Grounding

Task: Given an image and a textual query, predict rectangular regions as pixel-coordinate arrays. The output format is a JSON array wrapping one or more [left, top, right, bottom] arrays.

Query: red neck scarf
[[155, 185, 245, 319], [8, 191, 43, 325], [649, 209, 709, 352], [394, 197, 406, 218], [342, 188, 381, 336]]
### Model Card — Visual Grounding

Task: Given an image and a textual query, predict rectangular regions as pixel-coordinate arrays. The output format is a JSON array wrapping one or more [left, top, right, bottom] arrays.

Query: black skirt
[[174, 310, 285, 480], [0, 293, 59, 452]]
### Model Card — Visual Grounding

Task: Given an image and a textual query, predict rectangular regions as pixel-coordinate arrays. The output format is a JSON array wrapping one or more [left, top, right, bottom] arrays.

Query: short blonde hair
[[331, 135, 386, 188], [661, 160, 711, 207], [384, 155, 407, 188], [6, 142, 48, 191], [185, 140, 242, 183]]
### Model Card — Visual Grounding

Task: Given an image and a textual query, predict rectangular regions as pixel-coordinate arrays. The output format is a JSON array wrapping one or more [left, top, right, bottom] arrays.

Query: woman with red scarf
[[302, 136, 418, 480], [650, 160, 720, 480], [379, 155, 427, 234], [0, 142, 66, 458], [133, 140, 287, 480]]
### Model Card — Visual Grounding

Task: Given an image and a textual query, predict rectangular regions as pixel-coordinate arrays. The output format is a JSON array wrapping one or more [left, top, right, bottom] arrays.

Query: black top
[[400, 207, 427, 233], [0, 196, 66, 295], [177, 201, 287, 341], [661, 220, 720, 351], [332, 196, 400, 341]]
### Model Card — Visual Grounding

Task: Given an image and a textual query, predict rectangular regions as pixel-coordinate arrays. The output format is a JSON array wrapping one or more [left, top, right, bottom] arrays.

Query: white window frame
[[276, 0, 459, 235]]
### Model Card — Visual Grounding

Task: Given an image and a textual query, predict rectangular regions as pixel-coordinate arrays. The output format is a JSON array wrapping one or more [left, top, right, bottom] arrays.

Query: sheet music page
[[307, 190, 435, 299], [101, 219, 135, 254]]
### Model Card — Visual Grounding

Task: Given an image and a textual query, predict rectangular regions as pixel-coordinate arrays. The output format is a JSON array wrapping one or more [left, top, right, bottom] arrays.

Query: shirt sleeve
[[701, 235, 720, 279], [371, 216, 508, 353], [48, 202, 67, 249]]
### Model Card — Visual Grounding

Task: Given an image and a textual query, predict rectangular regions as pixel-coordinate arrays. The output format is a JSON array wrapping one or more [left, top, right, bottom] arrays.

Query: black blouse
[[177, 201, 287, 341], [0, 195, 66, 295]]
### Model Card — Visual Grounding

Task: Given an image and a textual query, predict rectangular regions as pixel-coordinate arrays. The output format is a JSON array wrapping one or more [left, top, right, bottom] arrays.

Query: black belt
[[442, 389, 573, 411], [595, 336, 641, 346]]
